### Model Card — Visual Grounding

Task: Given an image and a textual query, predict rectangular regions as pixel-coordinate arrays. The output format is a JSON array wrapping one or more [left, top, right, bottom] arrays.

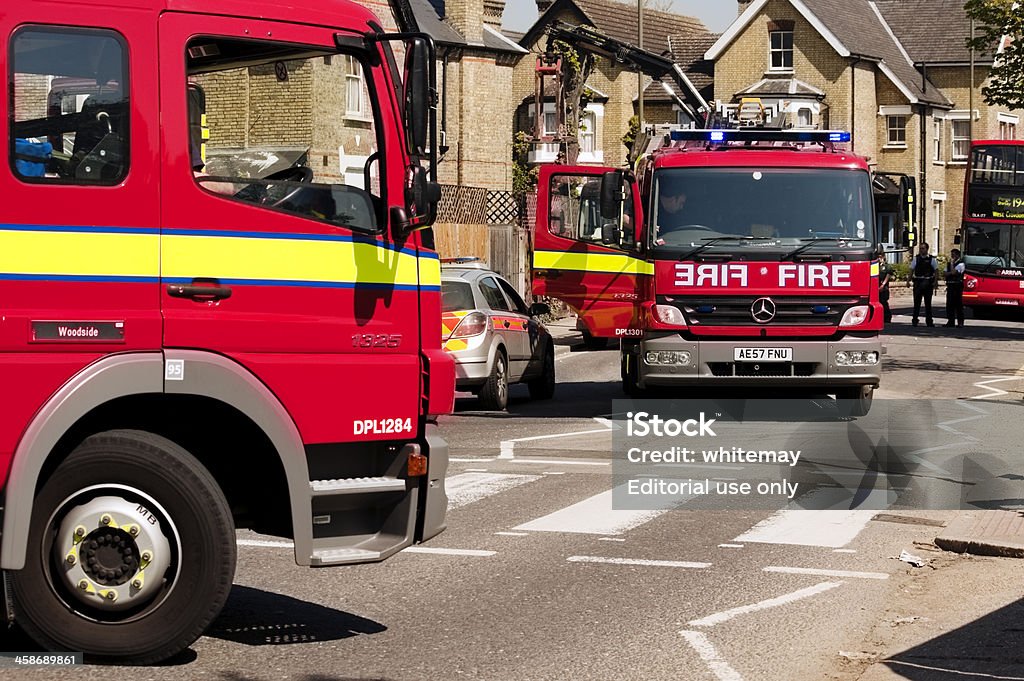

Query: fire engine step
[[310, 547, 383, 566], [309, 477, 407, 496]]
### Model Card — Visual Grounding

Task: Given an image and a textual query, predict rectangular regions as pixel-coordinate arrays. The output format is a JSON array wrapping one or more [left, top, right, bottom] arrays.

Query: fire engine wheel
[[528, 343, 556, 400], [11, 430, 236, 664], [479, 349, 509, 411], [621, 352, 645, 397], [837, 386, 873, 417]]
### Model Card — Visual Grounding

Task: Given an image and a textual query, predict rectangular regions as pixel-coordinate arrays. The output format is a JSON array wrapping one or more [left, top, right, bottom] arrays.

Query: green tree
[[965, 0, 1024, 109]]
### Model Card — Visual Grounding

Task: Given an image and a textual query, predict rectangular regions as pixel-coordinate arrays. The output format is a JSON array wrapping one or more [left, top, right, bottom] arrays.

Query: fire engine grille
[[709, 362, 819, 378], [668, 297, 862, 326]]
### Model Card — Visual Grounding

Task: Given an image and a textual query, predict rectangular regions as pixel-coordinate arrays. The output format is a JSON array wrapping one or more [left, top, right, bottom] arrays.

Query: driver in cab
[[654, 183, 689, 245]]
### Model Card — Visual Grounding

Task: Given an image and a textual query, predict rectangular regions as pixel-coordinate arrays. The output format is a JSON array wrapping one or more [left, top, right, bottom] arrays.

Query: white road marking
[[598, 537, 626, 542], [450, 457, 497, 463], [543, 471, 567, 475], [680, 630, 745, 681], [568, 556, 711, 569], [688, 582, 843, 628], [494, 531, 529, 536], [447, 472, 542, 509], [718, 544, 744, 549], [511, 458, 610, 466], [402, 547, 496, 557], [465, 468, 490, 472], [734, 509, 875, 548], [763, 566, 889, 580], [833, 549, 857, 553], [514, 487, 680, 535], [238, 538, 293, 548], [969, 376, 1021, 400], [499, 426, 612, 460]]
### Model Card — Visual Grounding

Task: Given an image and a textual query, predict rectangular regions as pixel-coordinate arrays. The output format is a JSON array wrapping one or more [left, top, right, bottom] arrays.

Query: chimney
[[483, 0, 505, 31], [738, 0, 755, 15], [537, 0, 555, 14], [446, 0, 484, 43]]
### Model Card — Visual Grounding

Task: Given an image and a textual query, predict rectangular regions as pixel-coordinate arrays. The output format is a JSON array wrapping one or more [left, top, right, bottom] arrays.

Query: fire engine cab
[[1, 0, 452, 662], [533, 128, 883, 414]]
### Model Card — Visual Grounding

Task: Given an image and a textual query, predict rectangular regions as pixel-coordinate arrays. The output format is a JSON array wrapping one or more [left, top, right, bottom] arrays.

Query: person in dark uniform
[[910, 241, 938, 327], [877, 252, 892, 324], [944, 247, 966, 328]]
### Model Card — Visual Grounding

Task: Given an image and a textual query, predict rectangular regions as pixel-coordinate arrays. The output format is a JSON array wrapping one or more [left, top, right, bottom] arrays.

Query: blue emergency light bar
[[671, 129, 851, 144]]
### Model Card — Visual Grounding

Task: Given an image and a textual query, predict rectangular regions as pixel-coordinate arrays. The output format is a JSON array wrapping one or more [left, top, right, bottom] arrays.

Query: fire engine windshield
[[651, 168, 874, 253]]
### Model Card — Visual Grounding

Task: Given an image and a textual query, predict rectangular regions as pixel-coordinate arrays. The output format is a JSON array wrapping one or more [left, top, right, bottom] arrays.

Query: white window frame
[[344, 55, 364, 117], [527, 102, 561, 164], [768, 30, 793, 72], [576, 103, 604, 164], [950, 119, 970, 162], [999, 112, 1019, 140], [933, 117, 944, 164], [795, 107, 813, 128], [886, 115, 908, 147]]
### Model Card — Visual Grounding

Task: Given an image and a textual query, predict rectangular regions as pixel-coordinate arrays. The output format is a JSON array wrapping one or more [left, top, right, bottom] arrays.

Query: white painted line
[[763, 566, 889, 580], [450, 457, 497, 463], [494, 531, 529, 536], [238, 538, 293, 548], [510, 458, 610, 466], [446, 472, 542, 509], [688, 582, 843, 628], [718, 544, 744, 549], [735, 509, 875, 548], [514, 487, 679, 535], [543, 471, 567, 475], [969, 376, 1020, 400], [465, 468, 490, 472], [598, 537, 626, 542], [568, 556, 711, 569], [403, 547, 496, 557], [833, 549, 857, 554], [499, 425, 612, 460], [680, 630, 745, 681]]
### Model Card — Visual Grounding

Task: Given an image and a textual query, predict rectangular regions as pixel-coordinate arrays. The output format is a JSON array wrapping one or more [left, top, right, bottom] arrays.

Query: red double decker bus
[[961, 140, 1024, 313]]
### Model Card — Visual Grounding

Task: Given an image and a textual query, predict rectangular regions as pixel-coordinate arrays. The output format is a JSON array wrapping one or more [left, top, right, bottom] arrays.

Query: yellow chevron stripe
[[0, 229, 158, 278], [533, 250, 654, 276]]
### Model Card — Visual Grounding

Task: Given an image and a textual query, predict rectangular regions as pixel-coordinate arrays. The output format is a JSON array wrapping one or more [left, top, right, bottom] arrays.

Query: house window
[[933, 118, 943, 161], [951, 120, 970, 160], [769, 30, 793, 71], [887, 115, 907, 146], [344, 56, 363, 116], [796, 108, 812, 128], [580, 110, 596, 154], [999, 113, 1019, 140]]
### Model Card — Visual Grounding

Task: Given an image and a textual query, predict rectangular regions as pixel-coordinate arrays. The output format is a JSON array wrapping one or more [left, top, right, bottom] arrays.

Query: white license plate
[[734, 347, 793, 362], [995, 299, 1020, 306]]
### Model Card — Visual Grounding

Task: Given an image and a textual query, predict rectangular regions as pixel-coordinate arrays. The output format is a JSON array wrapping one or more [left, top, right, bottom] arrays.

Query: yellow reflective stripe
[[0, 229, 158, 278], [444, 339, 469, 352], [533, 250, 654, 276], [871, 262, 880, 277], [162, 234, 422, 286], [419, 254, 441, 288]]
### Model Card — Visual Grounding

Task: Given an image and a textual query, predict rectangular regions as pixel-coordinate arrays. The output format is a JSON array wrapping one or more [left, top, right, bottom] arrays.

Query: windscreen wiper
[[977, 255, 1006, 274], [677, 236, 774, 261], [781, 237, 868, 261]]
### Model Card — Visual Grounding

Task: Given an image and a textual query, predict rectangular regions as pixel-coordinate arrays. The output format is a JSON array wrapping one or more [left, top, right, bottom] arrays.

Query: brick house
[[514, 0, 715, 168], [706, 0, 1024, 258]]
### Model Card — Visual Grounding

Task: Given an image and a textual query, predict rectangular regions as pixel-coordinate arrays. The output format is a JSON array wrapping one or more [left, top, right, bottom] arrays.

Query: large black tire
[[837, 386, 873, 417], [528, 343, 556, 400], [582, 329, 610, 350], [11, 430, 236, 664], [479, 349, 509, 410]]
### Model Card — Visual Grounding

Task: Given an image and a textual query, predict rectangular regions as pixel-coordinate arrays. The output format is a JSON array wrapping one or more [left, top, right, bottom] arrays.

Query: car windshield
[[441, 280, 476, 312], [651, 168, 874, 252]]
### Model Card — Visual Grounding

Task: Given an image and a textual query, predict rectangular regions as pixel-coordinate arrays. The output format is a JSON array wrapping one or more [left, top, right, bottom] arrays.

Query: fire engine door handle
[[167, 278, 232, 301]]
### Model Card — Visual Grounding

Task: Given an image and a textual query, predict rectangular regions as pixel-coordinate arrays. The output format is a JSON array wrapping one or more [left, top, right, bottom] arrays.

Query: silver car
[[441, 260, 555, 410]]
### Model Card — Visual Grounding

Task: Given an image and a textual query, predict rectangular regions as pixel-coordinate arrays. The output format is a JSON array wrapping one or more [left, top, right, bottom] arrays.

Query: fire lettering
[[675, 263, 748, 288], [778, 264, 851, 287]]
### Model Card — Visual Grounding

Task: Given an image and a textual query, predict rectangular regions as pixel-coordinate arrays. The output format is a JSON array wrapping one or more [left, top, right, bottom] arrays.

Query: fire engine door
[[158, 14, 421, 444], [532, 165, 646, 338]]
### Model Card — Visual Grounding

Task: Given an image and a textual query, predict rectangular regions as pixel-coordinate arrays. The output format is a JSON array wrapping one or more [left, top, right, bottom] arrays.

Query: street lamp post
[[638, 0, 644, 127]]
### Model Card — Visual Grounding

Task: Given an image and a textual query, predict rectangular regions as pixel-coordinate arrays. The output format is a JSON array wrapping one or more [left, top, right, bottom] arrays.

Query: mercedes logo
[[751, 297, 776, 324]]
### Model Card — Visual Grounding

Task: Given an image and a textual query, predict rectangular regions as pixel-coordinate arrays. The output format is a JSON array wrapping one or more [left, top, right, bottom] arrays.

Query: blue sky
[[502, 0, 741, 33]]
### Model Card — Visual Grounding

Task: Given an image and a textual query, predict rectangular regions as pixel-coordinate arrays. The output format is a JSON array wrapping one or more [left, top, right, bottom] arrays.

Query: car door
[[478, 275, 527, 380], [496, 277, 540, 375], [158, 14, 420, 444], [532, 164, 645, 339]]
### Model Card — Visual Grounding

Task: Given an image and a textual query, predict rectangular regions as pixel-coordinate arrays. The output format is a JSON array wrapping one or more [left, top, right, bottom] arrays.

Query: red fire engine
[[2, 0, 453, 662], [533, 128, 883, 414]]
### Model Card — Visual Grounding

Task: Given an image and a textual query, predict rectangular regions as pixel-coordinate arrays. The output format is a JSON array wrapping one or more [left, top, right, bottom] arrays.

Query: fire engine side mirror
[[600, 222, 620, 246], [600, 170, 624, 220], [404, 38, 431, 157]]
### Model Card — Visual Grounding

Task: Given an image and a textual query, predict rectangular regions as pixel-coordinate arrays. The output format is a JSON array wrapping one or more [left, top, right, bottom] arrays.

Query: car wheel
[[528, 343, 556, 400], [582, 329, 609, 350], [11, 430, 236, 664], [836, 386, 873, 417], [479, 349, 509, 411]]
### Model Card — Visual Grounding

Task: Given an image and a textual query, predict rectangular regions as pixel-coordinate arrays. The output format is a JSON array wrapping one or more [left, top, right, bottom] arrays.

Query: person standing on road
[[877, 252, 892, 324], [910, 242, 938, 327], [944, 247, 966, 328]]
